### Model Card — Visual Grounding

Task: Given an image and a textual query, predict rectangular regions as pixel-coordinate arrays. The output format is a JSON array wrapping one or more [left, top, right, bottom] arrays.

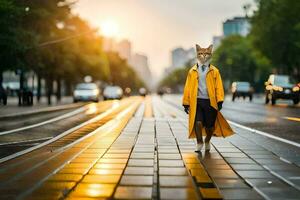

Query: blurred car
[[157, 88, 164, 96], [73, 83, 100, 102], [265, 74, 299, 105], [231, 82, 253, 102], [139, 87, 147, 96], [103, 86, 123, 100]]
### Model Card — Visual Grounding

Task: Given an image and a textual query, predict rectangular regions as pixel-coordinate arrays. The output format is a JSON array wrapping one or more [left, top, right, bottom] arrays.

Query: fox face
[[196, 44, 213, 64]]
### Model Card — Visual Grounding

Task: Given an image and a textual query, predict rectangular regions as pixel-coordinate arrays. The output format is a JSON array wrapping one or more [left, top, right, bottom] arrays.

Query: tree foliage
[[212, 35, 271, 91], [107, 52, 145, 91], [0, 0, 144, 102], [250, 0, 300, 79]]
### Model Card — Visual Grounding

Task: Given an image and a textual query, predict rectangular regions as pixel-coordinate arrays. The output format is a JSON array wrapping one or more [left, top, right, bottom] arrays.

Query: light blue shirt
[[197, 62, 210, 99]]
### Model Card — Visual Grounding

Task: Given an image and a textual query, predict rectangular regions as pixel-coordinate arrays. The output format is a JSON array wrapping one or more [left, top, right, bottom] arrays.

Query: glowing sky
[[72, 0, 254, 77]]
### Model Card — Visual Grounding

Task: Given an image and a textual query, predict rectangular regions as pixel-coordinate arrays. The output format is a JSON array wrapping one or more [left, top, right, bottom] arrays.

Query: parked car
[[103, 86, 123, 100], [73, 83, 100, 102], [265, 74, 299, 105], [231, 82, 253, 102]]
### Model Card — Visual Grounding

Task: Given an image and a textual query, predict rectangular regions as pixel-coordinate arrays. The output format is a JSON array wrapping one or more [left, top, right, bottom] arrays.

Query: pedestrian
[[182, 44, 233, 152]]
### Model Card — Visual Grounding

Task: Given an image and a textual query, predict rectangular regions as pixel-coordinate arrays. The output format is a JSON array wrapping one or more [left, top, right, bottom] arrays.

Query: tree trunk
[[46, 78, 53, 105], [56, 78, 61, 102], [37, 75, 41, 102], [65, 81, 72, 96], [0, 71, 3, 88], [18, 71, 25, 106]]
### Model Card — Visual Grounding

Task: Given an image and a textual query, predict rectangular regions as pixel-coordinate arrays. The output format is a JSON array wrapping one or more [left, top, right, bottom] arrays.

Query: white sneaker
[[205, 142, 211, 151], [195, 143, 203, 152]]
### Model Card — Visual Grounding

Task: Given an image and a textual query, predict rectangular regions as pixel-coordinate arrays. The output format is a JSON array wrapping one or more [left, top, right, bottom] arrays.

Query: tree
[[250, 0, 300, 79], [0, 0, 31, 87], [213, 35, 271, 91], [107, 52, 145, 92]]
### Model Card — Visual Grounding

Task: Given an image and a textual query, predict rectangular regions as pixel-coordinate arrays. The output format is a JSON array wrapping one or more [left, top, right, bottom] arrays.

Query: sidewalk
[[0, 96, 78, 118], [0, 96, 299, 199]]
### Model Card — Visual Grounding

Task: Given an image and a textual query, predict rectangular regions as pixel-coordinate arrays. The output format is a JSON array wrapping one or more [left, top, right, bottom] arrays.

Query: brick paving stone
[[236, 170, 275, 179], [128, 159, 154, 167], [88, 169, 123, 175], [120, 175, 153, 186], [160, 188, 198, 200], [94, 163, 126, 169], [159, 160, 184, 167], [224, 158, 256, 164], [114, 186, 152, 199], [159, 176, 194, 187], [158, 154, 182, 160], [214, 178, 249, 188], [81, 175, 121, 184], [130, 153, 154, 159], [159, 167, 188, 176], [230, 164, 265, 171], [206, 169, 239, 179], [220, 153, 249, 158], [258, 187, 300, 200], [69, 183, 115, 198], [220, 188, 264, 199], [124, 167, 154, 175], [97, 158, 128, 164]]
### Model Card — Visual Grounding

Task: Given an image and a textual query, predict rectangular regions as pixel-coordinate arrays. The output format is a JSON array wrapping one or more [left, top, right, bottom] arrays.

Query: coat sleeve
[[215, 70, 224, 103], [182, 72, 191, 106]]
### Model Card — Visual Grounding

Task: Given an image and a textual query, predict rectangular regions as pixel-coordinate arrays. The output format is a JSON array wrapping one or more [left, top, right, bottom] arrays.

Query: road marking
[[161, 96, 300, 148], [283, 117, 300, 122], [0, 104, 89, 136], [0, 101, 119, 164], [228, 120, 300, 148], [0, 137, 53, 146]]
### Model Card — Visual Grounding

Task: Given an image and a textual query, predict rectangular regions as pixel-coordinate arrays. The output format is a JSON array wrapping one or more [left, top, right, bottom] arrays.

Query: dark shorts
[[195, 98, 217, 128]]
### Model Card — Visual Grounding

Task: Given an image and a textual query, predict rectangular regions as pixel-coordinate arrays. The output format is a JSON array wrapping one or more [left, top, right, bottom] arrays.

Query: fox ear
[[196, 44, 201, 51], [208, 44, 213, 52]]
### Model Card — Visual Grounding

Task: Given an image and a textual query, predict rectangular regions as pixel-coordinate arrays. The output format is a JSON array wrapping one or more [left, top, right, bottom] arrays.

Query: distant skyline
[[73, 0, 255, 77]]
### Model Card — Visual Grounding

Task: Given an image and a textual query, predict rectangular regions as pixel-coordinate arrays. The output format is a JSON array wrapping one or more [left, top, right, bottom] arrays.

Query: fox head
[[196, 44, 213, 64]]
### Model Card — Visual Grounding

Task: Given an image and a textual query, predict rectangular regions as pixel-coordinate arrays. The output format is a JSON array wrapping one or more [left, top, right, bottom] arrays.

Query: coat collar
[[192, 63, 214, 72]]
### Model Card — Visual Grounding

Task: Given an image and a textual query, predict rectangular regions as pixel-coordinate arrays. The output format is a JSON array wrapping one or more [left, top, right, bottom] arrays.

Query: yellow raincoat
[[182, 64, 234, 138]]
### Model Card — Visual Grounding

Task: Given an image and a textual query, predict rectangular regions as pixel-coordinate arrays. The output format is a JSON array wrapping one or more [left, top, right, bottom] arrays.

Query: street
[[0, 96, 299, 199], [164, 95, 300, 143]]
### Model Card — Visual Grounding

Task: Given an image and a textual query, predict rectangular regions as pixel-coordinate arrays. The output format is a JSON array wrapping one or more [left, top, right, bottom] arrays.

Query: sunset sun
[[100, 19, 119, 38]]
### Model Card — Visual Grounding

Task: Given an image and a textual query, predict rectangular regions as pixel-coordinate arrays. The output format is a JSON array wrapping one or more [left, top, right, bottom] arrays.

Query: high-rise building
[[102, 37, 116, 52], [130, 53, 152, 88], [171, 47, 196, 69], [223, 17, 250, 37], [115, 39, 131, 61], [212, 36, 224, 50]]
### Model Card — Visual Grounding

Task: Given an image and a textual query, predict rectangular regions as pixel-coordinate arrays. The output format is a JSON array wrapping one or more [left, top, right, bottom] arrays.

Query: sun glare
[[100, 19, 119, 38]]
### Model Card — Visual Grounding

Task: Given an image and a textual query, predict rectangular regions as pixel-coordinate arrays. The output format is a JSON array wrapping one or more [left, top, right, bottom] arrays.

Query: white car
[[73, 83, 100, 102], [103, 86, 123, 100]]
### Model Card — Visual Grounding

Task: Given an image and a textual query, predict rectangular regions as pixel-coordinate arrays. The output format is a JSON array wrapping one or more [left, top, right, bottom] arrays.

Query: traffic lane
[[0, 108, 80, 131], [0, 99, 137, 159], [222, 96, 300, 143], [163, 94, 300, 142]]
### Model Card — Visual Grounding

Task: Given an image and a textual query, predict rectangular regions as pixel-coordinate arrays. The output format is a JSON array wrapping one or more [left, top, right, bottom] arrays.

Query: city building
[[223, 16, 250, 37], [115, 39, 131, 61], [212, 16, 250, 50], [212, 36, 224, 50], [171, 47, 196, 69], [102, 37, 152, 88], [129, 53, 152, 88]]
